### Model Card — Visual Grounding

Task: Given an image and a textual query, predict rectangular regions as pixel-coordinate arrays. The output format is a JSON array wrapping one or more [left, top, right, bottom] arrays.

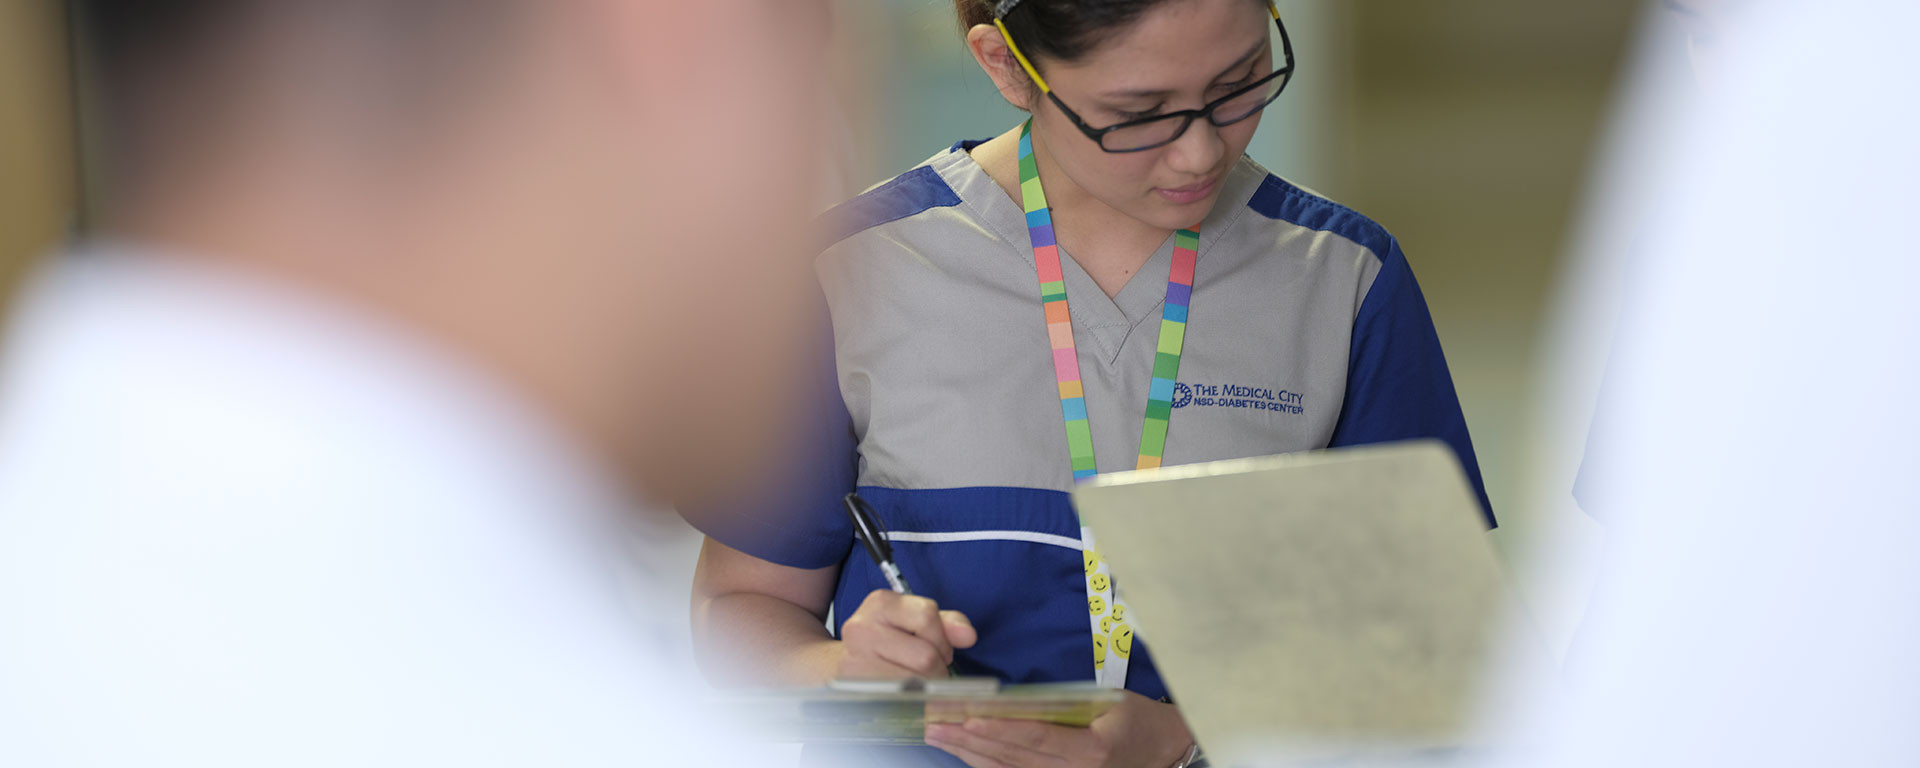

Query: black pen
[[844, 492, 914, 595], [842, 492, 962, 677]]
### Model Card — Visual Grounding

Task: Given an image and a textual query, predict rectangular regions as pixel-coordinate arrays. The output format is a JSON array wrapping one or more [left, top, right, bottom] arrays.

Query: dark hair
[[71, 0, 521, 181], [73, 2, 513, 80], [954, 0, 1178, 68], [72, 0, 238, 77]]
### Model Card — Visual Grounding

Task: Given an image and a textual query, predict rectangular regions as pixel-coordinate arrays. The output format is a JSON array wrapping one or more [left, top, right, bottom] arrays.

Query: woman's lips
[[1155, 176, 1218, 205]]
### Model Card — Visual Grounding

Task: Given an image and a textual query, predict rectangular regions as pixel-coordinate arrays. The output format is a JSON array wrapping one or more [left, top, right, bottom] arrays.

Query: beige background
[[1334, 3, 1632, 645], [0, 1, 72, 315]]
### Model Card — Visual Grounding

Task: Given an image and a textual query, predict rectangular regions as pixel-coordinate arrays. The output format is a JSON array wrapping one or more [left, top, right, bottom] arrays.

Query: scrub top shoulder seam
[[1244, 171, 1398, 268], [816, 161, 964, 252]]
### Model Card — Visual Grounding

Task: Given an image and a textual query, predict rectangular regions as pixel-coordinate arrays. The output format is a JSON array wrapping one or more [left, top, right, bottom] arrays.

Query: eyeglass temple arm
[[994, 18, 1052, 95]]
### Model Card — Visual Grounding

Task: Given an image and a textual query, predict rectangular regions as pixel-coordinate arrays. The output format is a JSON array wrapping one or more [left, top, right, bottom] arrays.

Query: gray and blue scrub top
[[693, 140, 1493, 705]]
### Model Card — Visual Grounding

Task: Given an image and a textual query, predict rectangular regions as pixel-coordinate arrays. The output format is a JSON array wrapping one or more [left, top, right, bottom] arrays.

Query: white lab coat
[[0, 248, 763, 766]]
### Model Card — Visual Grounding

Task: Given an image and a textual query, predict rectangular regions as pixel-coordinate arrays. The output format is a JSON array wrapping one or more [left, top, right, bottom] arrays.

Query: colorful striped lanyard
[[1020, 120, 1198, 478]]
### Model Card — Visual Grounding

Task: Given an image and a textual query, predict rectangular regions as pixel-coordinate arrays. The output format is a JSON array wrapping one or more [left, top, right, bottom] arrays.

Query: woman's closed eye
[[1210, 61, 1265, 95], [1107, 60, 1265, 122], [1113, 105, 1167, 122], [1209, 77, 1254, 97]]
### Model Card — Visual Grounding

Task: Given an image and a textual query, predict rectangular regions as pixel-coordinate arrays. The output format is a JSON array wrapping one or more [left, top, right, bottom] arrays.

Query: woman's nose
[[1163, 118, 1226, 177]]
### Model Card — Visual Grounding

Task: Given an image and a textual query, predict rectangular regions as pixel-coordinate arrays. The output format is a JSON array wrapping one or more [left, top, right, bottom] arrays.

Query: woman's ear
[[965, 23, 1039, 112]]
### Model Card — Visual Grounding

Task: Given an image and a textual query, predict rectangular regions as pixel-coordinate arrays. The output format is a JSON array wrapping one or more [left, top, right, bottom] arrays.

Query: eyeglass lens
[[1097, 70, 1291, 152]]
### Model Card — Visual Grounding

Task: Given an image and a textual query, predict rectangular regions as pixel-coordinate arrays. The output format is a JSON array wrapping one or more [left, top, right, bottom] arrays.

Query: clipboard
[[727, 678, 1123, 745], [1071, 441, 1546, 765]]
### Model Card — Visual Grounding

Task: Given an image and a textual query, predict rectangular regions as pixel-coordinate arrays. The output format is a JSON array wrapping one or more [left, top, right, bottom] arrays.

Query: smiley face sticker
[[1088, 594, 1106, 615], [1092, 633, 1108, 668], [1089, 573, 1110, 593], [1110, 603, 1126, 622], [1100, 615, 1114, 633], [1111, 623, 1133, 659], [1084, 549, 1099, 575]]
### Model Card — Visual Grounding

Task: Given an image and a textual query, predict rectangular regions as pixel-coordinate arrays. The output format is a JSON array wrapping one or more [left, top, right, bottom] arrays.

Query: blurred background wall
[[0, 2, 75, 314], [1339, 2, 1635, 648], [832, 0, 1640, 650]]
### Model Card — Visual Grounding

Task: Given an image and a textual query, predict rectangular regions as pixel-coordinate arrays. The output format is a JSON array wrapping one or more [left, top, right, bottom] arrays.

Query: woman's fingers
[[941, 610, 979, 648], [834, 643, 932, 679], [840, 607, 949, 677], [962, 718, 1091, 761], [851, 590, 951, 656], [878, 592, 958, 658], [926, 722, 1061, 768], [838, 590, 980, 678], [868, 623, 951, 677]]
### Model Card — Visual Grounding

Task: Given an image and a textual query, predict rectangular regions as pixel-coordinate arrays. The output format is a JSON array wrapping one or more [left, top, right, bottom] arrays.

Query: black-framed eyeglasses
[[994, 2, 1296, 153]]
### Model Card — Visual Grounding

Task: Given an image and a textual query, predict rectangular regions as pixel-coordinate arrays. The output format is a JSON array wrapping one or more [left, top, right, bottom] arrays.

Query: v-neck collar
[[1054, 235, 1175, 363], [933, 145, 1263, 366]]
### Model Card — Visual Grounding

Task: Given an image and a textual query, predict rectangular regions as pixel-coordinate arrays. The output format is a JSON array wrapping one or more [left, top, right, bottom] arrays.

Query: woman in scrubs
[[690, 1, 1492, 765]]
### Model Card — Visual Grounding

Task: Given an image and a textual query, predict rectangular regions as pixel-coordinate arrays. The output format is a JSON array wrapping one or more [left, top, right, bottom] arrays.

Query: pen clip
[[843, 493, 894, 564]]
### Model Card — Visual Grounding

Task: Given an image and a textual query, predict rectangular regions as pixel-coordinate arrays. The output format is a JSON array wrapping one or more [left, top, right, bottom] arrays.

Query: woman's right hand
[[835, 589, 979, 679]]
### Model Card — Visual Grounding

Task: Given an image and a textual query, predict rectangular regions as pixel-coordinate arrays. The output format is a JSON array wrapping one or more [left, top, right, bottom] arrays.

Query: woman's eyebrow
[[1096, 37, 1267, 101]]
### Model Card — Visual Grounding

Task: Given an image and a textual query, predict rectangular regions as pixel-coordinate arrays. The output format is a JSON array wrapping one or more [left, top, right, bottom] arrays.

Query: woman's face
[[1027, 0, 1275, 231]]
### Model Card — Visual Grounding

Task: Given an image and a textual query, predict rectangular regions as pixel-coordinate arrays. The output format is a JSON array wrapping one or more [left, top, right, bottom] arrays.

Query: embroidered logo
[[1171, 382, 1306, 415], [1171, 382, 1194, 409]]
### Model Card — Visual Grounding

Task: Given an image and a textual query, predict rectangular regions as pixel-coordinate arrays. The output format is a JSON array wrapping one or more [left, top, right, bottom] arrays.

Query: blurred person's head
[[954, 0, 1284, 230], [77, 0, 828, 505]]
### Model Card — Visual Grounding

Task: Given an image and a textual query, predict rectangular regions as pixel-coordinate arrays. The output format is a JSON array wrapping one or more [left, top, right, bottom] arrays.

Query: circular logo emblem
[[1171, 382, 1193, 409]]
